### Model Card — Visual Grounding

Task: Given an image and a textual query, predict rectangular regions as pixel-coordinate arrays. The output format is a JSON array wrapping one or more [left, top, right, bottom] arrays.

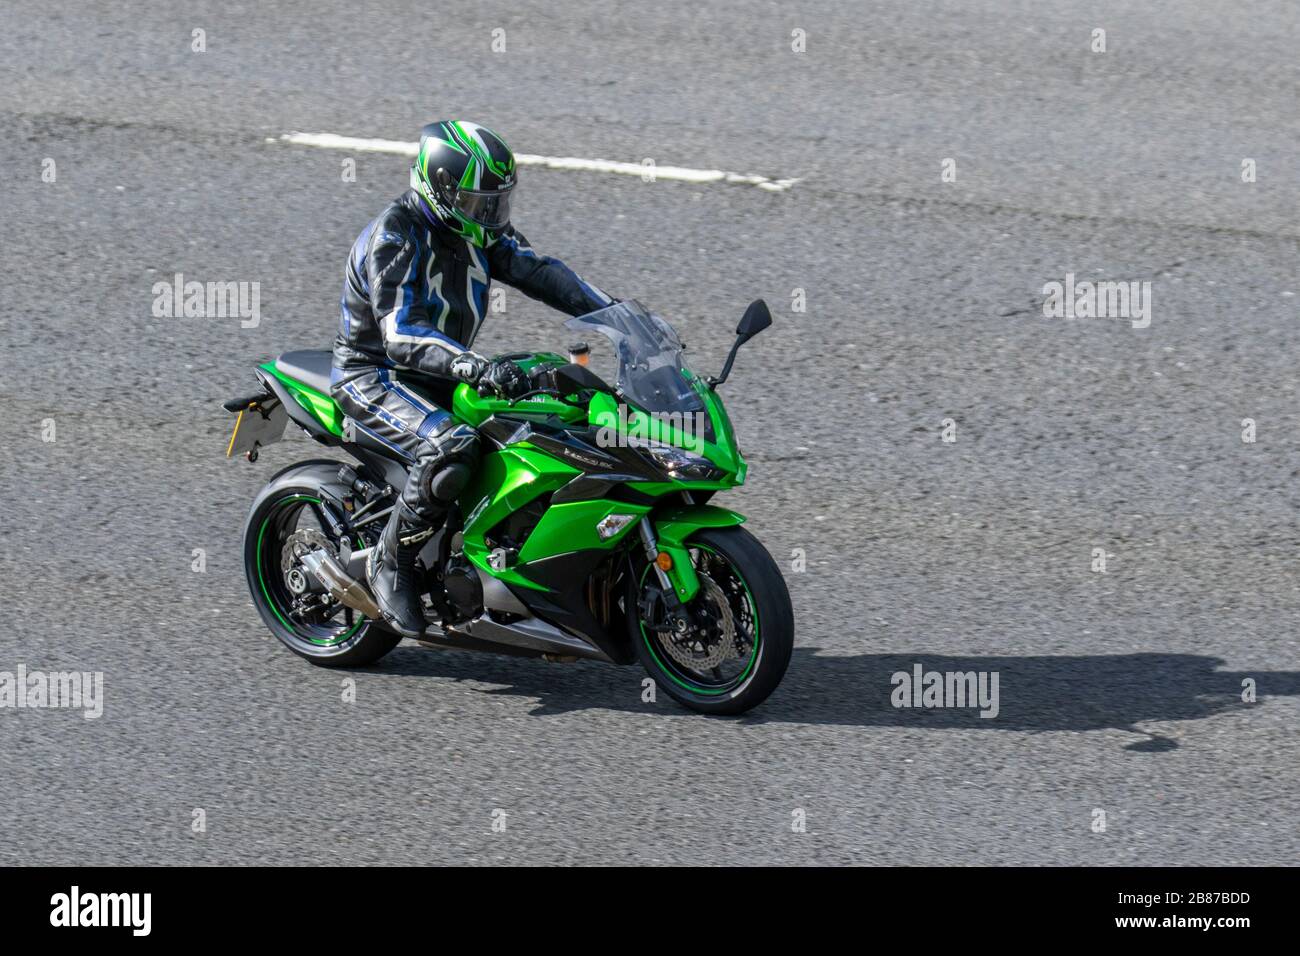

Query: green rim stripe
[[639, 543, 760, 696], [256, 495, 364, 647]]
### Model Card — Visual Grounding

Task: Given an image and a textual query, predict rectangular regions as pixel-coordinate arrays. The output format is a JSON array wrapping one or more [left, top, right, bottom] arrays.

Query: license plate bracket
[[226, 399, 288, 460]]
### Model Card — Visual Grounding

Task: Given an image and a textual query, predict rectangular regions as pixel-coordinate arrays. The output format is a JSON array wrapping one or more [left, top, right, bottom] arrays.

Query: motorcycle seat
[[275, 350, 334, 395]]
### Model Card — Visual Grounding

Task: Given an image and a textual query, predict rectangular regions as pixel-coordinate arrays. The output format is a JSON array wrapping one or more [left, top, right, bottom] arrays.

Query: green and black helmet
[[411, 120, 517, 247]]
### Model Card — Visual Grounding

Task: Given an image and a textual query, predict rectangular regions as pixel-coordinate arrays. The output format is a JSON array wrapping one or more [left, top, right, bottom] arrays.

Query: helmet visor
[[452, 186, 512, 229]]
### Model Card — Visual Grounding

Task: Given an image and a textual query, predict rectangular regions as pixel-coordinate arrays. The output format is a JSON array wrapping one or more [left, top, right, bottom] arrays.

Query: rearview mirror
[[736, 299, 773, 339], [710, 299, 774, 389]]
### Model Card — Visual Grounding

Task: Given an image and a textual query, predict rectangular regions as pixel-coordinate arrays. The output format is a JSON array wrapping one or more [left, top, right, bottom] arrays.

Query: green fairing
[[258, 362, 345, 436], [588, 383, 747, 483], [458, 441, 649, 590], [457, 445, 578, 590], [519, 499, 650, 562]]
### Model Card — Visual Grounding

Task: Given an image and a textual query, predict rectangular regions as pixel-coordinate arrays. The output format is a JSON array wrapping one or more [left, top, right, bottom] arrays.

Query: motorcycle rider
[[332, 120, 614, 637]]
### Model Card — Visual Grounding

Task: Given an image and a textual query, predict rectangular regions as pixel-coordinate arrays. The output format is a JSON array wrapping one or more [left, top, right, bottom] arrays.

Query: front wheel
[[629, 526, 793, 715]]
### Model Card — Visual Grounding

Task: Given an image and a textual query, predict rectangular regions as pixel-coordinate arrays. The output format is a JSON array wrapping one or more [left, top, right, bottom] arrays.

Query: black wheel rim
[[637, 543, 761, 696], [255, 495, 366, 647]]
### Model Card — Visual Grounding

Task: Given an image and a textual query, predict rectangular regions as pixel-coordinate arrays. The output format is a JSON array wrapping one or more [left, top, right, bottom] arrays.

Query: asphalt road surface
[[1, 1, 1297, 865]]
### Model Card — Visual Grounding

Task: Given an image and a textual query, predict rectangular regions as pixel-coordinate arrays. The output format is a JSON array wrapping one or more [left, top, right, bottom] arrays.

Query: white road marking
[[272, 132, 800, 193]]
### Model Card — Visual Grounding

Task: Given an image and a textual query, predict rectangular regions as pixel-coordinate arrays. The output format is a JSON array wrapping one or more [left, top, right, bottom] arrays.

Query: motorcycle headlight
[[634, 441, 721, 481]]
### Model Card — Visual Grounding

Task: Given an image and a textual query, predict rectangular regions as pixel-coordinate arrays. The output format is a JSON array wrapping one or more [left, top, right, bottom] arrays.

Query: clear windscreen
[[564, 300, 705, 417]]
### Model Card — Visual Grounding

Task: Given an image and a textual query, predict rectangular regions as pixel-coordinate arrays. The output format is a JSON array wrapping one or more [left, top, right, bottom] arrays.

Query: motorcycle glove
[[451, 352, 530, 400], [449, 351, 489, 383], [479, 358, 530, 399]]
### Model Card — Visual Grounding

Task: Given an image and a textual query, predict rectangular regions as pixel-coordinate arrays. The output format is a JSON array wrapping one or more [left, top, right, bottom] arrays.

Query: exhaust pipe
[[299, 548, 383, 621]]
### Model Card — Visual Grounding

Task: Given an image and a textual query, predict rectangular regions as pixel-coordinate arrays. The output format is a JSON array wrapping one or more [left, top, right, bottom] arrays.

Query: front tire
[[243, 462, 402, 668], [629, 526, 793, 715]]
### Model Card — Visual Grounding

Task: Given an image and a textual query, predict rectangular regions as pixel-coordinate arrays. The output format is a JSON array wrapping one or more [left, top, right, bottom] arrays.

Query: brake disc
[[660, 572, 736, 670], [281, 528, 335, 572]]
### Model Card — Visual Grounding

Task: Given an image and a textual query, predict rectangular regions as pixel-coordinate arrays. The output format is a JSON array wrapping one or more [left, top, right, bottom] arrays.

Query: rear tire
[[629, 526, 793, 715], [243, 462, 402, 668]]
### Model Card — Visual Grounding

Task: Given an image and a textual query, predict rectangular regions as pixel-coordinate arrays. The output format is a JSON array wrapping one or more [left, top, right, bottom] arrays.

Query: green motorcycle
[[225, 299, 793, 714]]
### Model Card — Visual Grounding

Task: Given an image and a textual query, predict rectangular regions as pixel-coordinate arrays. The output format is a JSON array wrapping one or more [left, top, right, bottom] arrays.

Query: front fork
[[638, 517, 699, 606], [636, 505, 747, 604]]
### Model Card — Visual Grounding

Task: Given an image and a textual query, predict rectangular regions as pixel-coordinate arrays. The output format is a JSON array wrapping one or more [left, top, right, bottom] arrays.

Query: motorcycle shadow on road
[[367, 645, 1298, 750], [747, 650, 1299, 752]]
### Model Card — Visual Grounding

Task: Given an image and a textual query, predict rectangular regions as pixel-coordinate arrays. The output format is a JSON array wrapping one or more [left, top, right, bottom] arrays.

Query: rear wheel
[[243, 468, 401, 667], [629, 526, 793, 715]]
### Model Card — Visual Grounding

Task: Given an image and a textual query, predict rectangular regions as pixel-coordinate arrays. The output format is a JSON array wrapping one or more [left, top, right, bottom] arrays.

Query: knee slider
[[427, 462, 471, 504]]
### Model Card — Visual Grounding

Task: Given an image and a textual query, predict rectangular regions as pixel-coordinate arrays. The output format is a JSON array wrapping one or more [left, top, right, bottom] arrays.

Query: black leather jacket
[[334, 190, 611, 376]]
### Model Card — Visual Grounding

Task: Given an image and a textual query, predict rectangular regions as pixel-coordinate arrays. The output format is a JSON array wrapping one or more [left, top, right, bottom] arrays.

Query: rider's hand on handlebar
[[476, 358, 530, 400], [450, 351, 489, 384], [451, 351, 529, 400]]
